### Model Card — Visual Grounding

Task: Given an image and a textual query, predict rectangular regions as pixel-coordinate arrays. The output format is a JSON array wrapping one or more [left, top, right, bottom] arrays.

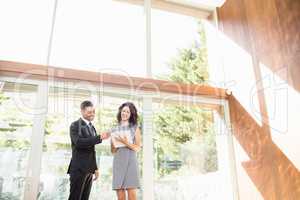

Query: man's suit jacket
[[67, 118, 102, 174]]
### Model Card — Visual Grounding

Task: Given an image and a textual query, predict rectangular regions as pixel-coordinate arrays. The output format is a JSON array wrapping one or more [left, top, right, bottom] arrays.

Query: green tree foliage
[[154, 21, 217, 177], [0, 92, 9, 105], [164, 21, 209, 84], [0, 91, 32, 149]]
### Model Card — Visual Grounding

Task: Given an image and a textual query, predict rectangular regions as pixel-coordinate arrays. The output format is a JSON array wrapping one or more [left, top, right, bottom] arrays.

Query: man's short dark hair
[[80, 100, 93, 110]]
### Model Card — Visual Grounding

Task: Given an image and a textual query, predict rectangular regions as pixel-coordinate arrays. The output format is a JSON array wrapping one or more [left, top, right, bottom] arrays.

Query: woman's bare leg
[[127, 188, 137, 200], [116, 189, 126, 200]]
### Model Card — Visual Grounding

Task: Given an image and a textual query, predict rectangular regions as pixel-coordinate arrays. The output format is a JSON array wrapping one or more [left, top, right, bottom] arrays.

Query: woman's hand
[[115, 128, 142, 152], [115, 135, 129, 145]]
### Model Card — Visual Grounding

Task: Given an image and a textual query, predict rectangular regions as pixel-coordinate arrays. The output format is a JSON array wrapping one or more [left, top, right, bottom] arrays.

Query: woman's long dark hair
[[117, 102, 138, 126]]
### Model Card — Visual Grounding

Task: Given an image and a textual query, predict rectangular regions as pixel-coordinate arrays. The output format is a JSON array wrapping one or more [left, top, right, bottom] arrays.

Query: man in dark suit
[[67, 100, 110, 200]]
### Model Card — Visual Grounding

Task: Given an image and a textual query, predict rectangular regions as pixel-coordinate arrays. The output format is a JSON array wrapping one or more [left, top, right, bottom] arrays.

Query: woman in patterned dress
[[110, 102, 142, 200]]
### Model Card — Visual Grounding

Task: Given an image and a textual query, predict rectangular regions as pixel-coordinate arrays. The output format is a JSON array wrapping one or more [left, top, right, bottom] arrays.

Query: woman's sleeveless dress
[[112, 124, 140, 190]]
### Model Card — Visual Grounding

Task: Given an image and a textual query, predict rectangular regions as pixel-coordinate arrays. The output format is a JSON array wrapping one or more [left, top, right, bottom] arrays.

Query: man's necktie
[[88, 122, 96, 136]]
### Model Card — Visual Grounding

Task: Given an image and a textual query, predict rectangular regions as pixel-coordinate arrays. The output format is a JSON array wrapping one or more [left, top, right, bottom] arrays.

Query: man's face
[[81, 106, 95, 121]]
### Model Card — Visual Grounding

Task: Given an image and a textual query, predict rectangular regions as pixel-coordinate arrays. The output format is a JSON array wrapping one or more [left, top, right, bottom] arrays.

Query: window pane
[[153, 102, 229, 199], [152, 9, 209, 84], [39, 87, 89, 199], [50, 0, 146, 77], [0, 82, 38, 199], [0, 0, 54, 65], [39, 85, 143, 199]]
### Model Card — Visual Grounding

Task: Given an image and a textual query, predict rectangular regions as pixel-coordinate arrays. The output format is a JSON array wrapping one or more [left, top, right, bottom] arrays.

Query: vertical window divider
[[24, 81, 48, 200], [143, 0, 155, 199], [142, 96, 154, 200]]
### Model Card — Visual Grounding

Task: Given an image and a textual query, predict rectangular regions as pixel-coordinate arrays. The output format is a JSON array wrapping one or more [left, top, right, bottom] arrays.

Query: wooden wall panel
[[217, 0, 251, 53], [228, 95, 300, 200], [244, 0, 285, 70], [275, 0, 300, 55], [218, 0, 300, 199], [275, 0, 300, 91]]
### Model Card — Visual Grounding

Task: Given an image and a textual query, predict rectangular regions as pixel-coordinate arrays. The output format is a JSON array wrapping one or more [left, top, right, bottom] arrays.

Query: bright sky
[[0, 0, 200, 78]]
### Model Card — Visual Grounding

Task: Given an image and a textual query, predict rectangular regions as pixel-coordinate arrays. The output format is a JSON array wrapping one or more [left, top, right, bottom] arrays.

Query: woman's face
[[121, 106, 131, 121]]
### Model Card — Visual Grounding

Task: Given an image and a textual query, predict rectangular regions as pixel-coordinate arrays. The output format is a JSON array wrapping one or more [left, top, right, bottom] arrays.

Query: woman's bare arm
[[116, 127, 142, 152], [111, 139, 117, 154]]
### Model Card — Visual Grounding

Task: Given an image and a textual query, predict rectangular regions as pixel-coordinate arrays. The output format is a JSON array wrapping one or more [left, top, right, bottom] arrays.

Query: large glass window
[[0, 1, 235, 199], [153, 102, 222, 199], [38, 87, 90, 200], [50, 0, 146, 77], [151, 9, 209, 84], [0, 82, 38, 199], [0, 0, 54, 65], [39, 84, 143, 199]]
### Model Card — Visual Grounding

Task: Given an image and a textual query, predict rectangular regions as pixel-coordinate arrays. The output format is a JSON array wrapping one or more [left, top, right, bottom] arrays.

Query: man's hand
[[100, 132, 110, 140], [93, 170, 100, 181]]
